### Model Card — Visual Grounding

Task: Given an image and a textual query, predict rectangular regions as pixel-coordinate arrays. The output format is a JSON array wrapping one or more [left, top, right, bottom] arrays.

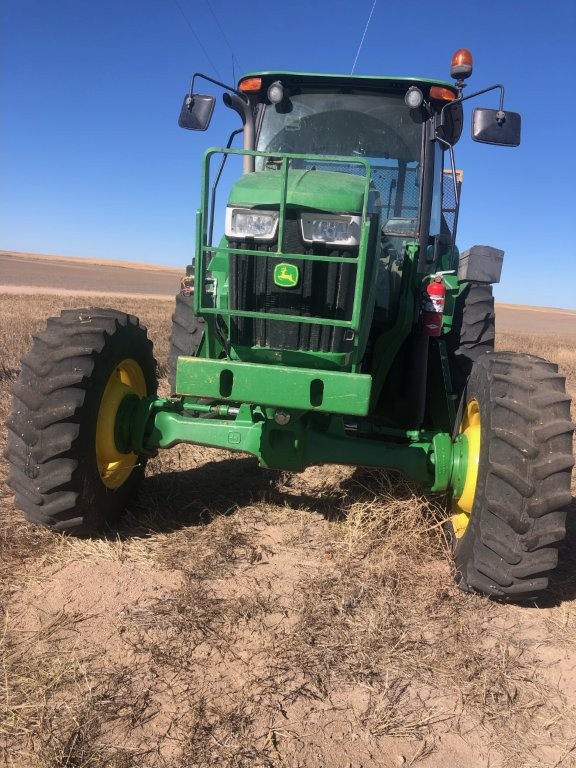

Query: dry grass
[[1, 294, 575, 767], [1, 604, 157, 767], [0, 294, 173, 380]]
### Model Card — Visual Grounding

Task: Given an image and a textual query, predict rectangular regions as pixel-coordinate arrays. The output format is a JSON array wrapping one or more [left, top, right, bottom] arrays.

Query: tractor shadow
[[116, 456, 350, 538], [115, 458, 576, 607]]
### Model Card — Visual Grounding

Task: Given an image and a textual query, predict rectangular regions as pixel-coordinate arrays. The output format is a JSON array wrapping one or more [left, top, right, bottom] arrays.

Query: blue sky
[[1, 0, 575, 309]]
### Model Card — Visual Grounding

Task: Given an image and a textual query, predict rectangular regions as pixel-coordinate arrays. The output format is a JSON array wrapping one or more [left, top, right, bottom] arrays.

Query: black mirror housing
[[437, 102, 464, 145], [472, 107, 521, 146], [178, 93, 216, 131]]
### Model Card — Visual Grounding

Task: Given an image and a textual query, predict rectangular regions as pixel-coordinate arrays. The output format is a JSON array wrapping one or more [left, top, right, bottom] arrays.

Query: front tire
[[168, 292, 205, 394], [6, 308, 157, 534], [450, 352, 574, 599]]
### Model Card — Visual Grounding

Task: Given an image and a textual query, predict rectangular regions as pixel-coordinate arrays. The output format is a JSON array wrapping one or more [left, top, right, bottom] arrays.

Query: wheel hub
[[451, 399, 481, 538], [96, 359, 147, 489]]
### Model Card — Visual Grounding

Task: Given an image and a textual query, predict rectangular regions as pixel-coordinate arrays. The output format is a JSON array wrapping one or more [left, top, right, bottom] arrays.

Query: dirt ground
[[0, 250, 181, 299], [1, 253, 575, 767], [496, 304, 576, 337]]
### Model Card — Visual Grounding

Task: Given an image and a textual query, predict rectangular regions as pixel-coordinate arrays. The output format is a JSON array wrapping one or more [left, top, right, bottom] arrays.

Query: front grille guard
[[194, 148, 373, 363]]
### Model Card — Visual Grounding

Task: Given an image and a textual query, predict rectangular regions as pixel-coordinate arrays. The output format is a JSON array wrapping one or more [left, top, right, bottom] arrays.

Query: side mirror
[[472, 107, 521, 146], [178, 93, 216, 131]]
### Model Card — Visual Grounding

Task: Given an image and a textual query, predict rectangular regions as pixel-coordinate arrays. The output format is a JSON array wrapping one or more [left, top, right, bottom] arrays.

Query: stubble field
[[1, 285, 575, 768]]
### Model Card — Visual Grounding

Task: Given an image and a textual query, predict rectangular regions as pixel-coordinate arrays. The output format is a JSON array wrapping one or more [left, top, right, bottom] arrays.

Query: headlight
[[225, 207, 279, 241], [300, 214, 361, 247]]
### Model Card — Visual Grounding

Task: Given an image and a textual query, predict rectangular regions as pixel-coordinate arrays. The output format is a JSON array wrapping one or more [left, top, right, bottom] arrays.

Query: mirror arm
[[460, 83, 507, 124], [189, 72, 254, 174], [450, 83, 505, 109], [189, 72, 247, 102], [438, 83, 507, 133]]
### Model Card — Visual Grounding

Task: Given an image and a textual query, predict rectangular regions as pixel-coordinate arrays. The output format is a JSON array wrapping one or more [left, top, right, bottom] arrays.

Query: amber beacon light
[[450, 48, 473, 81]]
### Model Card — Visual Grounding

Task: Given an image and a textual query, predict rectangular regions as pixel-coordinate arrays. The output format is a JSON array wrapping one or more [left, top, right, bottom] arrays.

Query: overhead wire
[[203, 0, 243, 82], [351, 0, 378, 74], [171, 0, 223, 80]]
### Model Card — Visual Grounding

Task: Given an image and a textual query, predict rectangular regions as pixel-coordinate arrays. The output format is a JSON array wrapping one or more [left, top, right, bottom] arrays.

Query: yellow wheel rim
[[96, 359, 147, 489], [451, 399, 481, 539]]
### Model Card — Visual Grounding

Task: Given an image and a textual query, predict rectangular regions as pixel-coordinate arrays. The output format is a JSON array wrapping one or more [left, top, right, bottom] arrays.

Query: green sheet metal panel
[[176, 357, 373, 416], [227, 169, 367, 214]]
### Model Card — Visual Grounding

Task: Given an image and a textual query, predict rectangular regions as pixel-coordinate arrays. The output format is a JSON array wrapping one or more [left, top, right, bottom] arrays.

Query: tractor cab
[[242, 74, 434, 324]]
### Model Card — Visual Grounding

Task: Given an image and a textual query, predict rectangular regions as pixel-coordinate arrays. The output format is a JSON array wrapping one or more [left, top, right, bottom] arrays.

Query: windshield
[[255, 89, 424, 224]]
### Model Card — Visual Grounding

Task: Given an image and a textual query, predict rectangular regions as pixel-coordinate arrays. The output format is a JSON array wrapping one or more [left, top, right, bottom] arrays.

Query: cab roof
[[239, 71, 457, 94]]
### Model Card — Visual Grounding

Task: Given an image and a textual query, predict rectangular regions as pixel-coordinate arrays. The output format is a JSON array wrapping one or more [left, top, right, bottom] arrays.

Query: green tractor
[[7, 50, 574, 599]]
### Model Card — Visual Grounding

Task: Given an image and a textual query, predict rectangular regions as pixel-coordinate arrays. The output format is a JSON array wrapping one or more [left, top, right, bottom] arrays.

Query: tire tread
[[5, 308, 157, 533], [454, 351, 574, 599]]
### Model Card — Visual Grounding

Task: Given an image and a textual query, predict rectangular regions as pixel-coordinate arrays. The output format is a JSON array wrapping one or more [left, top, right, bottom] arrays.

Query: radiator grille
[[229, 217, 357, 353]]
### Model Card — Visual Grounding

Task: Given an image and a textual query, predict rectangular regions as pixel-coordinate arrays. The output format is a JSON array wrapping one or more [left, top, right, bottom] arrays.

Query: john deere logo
[[274, 263, 299, 288]]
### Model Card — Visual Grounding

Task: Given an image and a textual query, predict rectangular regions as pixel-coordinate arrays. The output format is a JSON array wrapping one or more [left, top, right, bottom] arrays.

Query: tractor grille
[[228, 217, 358, 354]]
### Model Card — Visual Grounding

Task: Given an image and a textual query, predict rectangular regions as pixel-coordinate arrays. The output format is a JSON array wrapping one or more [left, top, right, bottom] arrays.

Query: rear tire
[[168, 292, 205, 394], [6, 308, 157, 534], [446, 282, 495, 400], [450, 352, 574, 599]]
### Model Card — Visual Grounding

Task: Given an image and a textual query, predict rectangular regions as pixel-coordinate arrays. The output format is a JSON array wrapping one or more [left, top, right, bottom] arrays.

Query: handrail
[[195, 148, 374, 345]]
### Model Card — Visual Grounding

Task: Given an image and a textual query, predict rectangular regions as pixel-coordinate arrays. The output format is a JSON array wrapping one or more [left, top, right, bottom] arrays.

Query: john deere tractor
[[7, 50, 574, 599]]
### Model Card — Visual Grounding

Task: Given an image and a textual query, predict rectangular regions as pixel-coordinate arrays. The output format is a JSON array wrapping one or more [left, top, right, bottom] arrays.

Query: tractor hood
[[227, 169, 368, 214]]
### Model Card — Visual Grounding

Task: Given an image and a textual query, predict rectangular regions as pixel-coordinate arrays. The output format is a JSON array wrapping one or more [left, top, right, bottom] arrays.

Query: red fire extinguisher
[[421, 275, 446, 337]]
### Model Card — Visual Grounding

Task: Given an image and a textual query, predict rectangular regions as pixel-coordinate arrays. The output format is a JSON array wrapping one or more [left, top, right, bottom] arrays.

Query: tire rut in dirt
[[453, 351, 574, 599], [5, 308, 157, 534]]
